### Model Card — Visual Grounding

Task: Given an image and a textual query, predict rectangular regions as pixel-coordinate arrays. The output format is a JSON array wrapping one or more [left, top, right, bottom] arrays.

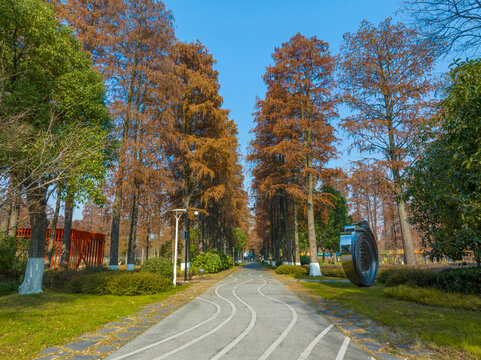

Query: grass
[[0, 286, 187, 360], [384, 285, 481, 312], [302, 280, 481, 359]]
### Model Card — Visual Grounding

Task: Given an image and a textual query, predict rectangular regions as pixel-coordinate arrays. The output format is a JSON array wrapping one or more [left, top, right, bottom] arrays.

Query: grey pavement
[[105, 263, 373, 360]]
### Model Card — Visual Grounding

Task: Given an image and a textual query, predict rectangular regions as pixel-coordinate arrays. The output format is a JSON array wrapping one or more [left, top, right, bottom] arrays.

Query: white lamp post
[[171, 209, 186, 286]]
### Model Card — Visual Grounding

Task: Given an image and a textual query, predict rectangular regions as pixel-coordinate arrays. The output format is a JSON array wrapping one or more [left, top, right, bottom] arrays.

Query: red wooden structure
[[16, 228, 106, 269]]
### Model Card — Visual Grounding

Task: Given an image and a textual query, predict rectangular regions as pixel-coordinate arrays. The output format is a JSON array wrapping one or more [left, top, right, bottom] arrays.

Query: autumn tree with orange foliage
[[250, 33, 338, 275], [168, 41, 248, 262], [338, 19, 439, 266]]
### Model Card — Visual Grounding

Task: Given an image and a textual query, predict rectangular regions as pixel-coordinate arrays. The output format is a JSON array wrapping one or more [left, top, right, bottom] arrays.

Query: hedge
[[379, 267, 481, 295], [275, 265, 307, 276], [66, 271, 172, 295], [141, 258, 174, 279]]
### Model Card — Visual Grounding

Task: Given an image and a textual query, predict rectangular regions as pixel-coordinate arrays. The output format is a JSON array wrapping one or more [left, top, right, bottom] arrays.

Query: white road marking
[[210, 275, 258, 359], [152, 275, 243, 360], [297, 324, 334, 360], [255, 274, 299, 360], [110, 275, 238, 360], [335, 336, 351, 360], [110, 297, 220, 360]]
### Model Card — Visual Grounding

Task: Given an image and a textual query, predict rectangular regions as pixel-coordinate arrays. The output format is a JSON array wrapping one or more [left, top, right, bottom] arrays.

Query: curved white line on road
[[254, 273, 299, 360], [110, 298, 221, 360], [335, 336, 351, 360], [297, 324, 334, 360], [210, 276, 257, 360], [152, 275, 243, 360], [110, 275, 238, 360]]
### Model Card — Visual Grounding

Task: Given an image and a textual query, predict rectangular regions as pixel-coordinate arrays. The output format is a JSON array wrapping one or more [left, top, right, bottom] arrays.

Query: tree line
[[249, 4, 481, 273], [0, 0, 248, 293]]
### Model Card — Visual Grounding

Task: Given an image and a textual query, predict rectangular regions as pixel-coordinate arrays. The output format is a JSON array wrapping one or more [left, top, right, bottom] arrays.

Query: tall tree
[[407, 59, 481, 265], [250, 33, 338, 275], [0, 0, 110, 293], [403, 0, 481, 54], [338, 18, 439, 266], [169, 41, 246, 262]]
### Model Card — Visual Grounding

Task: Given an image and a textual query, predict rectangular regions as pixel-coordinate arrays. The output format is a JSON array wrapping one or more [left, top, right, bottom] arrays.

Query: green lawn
[[301, 280, 481, 359], [0, 286, 187, 360]]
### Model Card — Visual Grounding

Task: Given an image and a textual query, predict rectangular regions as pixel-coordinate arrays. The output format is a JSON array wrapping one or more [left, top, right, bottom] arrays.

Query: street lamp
[[171, 209, 185, 287], [171, 208, 200, 286]]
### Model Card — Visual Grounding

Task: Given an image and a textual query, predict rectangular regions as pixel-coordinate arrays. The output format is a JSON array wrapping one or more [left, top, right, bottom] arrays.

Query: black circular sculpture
[[340, 221, 379, 287]]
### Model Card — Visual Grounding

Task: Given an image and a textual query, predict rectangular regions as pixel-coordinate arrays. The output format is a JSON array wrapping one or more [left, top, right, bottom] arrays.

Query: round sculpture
[[339, 221, 379, 287]]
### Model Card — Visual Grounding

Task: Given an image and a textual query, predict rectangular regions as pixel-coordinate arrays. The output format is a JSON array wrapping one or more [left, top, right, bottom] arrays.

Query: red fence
[[16, 228, 106, 270]]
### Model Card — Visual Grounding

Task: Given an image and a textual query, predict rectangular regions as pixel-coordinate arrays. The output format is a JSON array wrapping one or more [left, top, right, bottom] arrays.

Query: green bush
[[103, 272, 172, 295], [436, 267, 481, 295], [192, 252, 222, 273], [0, 281, 18, 296], [320, 268, 346, 278], [43, 267, 107, 291], [275, 265, 307, 275], [384, 285, 481, 311], [65, 271, 172, 295], [275, 260, 283, 267], [141, 258, 174, 279], [0, 236, 27, 283], [380, 268, 438, 287], [300, 255, 310, 265]]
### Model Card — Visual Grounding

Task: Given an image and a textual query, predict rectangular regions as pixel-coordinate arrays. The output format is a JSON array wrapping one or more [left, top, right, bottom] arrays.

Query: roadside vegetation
[[0, 286, 187, 360], [274, 265, 481, 358]]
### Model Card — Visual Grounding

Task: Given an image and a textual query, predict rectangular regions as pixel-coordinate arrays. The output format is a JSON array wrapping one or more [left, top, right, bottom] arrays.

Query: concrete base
[[309, 262, 322, 277], [109, 265, 119, 270], [180, 262, 191, 271], [19, 258, 44, 295], [127, 263, 135, 271], [295, 262, 301, 266]]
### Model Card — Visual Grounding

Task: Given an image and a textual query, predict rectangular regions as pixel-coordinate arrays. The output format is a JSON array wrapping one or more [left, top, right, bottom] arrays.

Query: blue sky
[[162, 0, 405, 186]]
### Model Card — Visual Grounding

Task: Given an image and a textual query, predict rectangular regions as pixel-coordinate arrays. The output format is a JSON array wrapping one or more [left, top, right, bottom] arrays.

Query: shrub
[[436, 267, 481, 294], [192, 252, 222, 273], [103, 272, 172, 295], [43, 267, 107, 291], [0, 236, 27, 283], [384, 285, 481, 311], [141, 258, 174, 279], [320, 268, 346, 278], [65, 271, 172, 295], [300, 255, 310, 265], [275, 265, 307, 275], [0, 281, 18, 296], [381, 268, 438, 287]]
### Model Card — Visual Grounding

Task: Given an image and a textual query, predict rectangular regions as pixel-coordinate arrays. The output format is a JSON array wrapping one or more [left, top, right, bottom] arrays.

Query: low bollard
[[340, 221, 379, 287]]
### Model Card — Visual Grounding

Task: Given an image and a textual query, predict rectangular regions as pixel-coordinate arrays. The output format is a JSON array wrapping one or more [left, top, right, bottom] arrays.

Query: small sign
[[181, 230, 187, 240]]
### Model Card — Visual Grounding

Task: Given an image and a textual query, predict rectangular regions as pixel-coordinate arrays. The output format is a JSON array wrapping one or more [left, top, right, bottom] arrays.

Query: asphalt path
[[105, 263, 372, 360]]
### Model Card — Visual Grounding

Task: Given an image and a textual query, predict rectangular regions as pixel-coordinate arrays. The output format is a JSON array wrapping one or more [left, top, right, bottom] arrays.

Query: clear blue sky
[[162, 0, 403, 178]]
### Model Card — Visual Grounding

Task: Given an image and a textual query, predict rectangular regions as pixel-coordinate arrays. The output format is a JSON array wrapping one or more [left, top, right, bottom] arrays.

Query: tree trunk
[[46, 187, 61, 267], [127, 189, 138, 270], [293, 200, 300, 265], [281, 194, 292, 263], [145, 228, 150, 261], [8, 180, 21, 238], [0, 176, 14, 235], [60, 191, 74, 268], [307, 157, 321, 276], [19, 185, 48, 294], [109, 186, 122, 270], [397, 197, 416, 266]]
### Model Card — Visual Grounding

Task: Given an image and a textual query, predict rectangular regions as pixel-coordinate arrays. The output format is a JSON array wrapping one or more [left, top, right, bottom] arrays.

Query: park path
[[104, 263, 372, 360]]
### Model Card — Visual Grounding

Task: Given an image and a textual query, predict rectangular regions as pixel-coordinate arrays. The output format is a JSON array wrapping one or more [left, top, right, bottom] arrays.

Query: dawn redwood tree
[[169, 41, 246, 261], [403, 0, 481, 55], [338, 18, 439, 266], [250, 33, 338, 275]]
